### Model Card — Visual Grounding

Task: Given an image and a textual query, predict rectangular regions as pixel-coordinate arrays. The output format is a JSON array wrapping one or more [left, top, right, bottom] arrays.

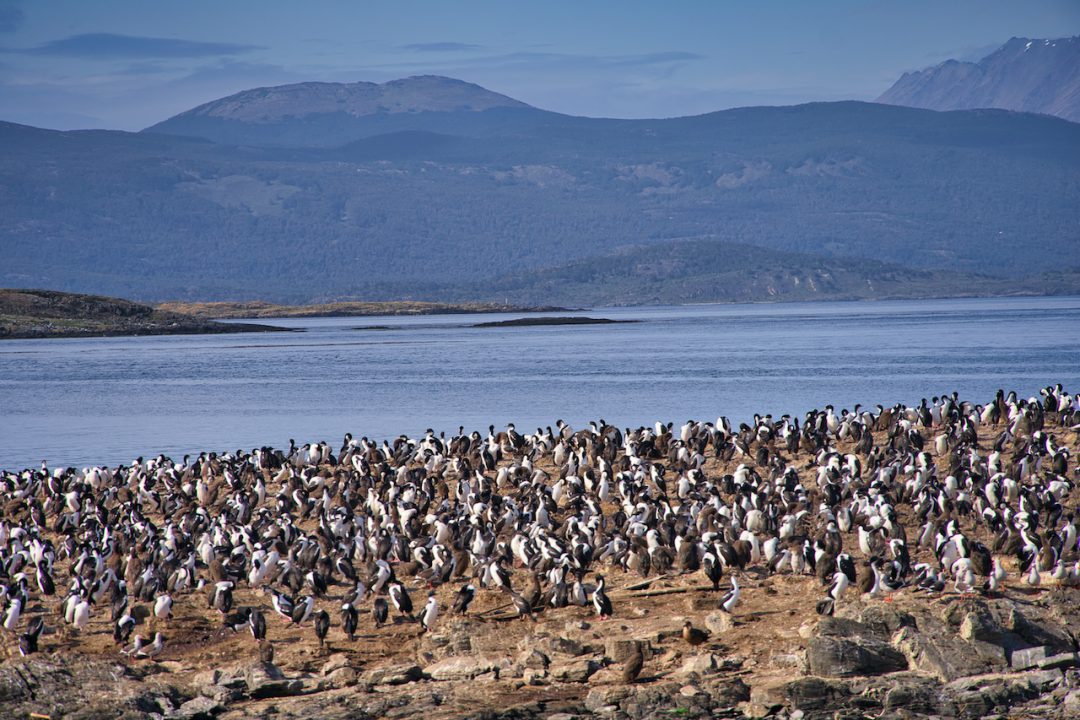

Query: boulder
[[320, 654, 352, 675], [534, 635, 587, 657], [197, 684, 242, 704], [1010, 645, 1050, 670], [518, 648, 550, 670], [326, 666, 358, 688], [892, 626, 1005, 681], [424, 655, 501, 681], [941, 672, 1049, 718], [605, 639, 648, 663], [778, 677, 855, 714], [856, 605, 916, 635], [1038, 652, 1080, 670], [806, 636, 907, 677], [678, 653, 719, 677], [1014, 612, 1076, 653], [959, 610, 1003, 643], [173, 696, 223, 720], [363, 663, 423, 686], [704, 612, 734, 634], [549, 657, 601, 683], [421, 619, 482, 657], [880, 675, 944, 715], [244, 662, 302, 699]]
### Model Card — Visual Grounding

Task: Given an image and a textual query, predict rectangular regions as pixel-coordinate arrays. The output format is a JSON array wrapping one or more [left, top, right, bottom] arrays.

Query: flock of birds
[[0, 386, 1076, 685]]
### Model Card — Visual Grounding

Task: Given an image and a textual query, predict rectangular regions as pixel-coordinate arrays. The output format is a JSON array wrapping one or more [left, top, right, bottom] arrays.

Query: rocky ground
[[0, 423, 1076, 720]]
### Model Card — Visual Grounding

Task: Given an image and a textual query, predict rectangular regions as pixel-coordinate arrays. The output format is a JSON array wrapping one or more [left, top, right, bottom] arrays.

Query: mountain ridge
[[877, 36, 1080, 123], [4, 78, 1080, 304], [144, 75, 543, 147]]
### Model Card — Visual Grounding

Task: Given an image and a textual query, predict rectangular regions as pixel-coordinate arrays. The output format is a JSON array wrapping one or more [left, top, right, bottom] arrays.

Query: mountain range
[[878, 36, 1080, 123], [2, 71, 1079, 306]]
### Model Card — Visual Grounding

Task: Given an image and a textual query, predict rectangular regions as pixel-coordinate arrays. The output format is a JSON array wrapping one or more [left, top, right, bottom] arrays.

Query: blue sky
[[0, 0, 1077, 130]]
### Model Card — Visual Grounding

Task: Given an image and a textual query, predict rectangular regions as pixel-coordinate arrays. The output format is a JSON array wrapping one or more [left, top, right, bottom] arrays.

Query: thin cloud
[[366, 49, 705, 73], [399, 42, 482, 53], [610, 51, 704, 66], [17, 33, 261, 59]]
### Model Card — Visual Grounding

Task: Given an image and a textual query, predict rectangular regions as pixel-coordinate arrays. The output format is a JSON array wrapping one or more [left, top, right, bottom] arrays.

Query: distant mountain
[[878, 37, 1080, 123], [3, 79, 1080, 305], [145, 75, 545, 147]]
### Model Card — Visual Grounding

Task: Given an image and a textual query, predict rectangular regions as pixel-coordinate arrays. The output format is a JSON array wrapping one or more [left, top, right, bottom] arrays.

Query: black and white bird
[[592, 575, 612, 619], [816, 570, 850, 616], [389, 583, 414, 620], [223, 606, 251, 633], [153, 593, 173, 622], [19, 616, 44, 656], [373, 597, 389, 628], [290, 595, 315, 625], [271, 591, 294, 621], [313, 610, 330, 649], [451, 584, 475, 616], [718, 575, 741, 614], [341, 602, 358, 641], [420, 592, 439, 633], [114, 614, 136, 646], [249, 608, 267, 642], [507, 589, 535, 622], [702, 552, 723, 591]]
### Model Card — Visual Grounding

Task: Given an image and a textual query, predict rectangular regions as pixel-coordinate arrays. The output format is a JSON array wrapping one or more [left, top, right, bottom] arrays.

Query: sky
[[0, 0, 1078, 130]]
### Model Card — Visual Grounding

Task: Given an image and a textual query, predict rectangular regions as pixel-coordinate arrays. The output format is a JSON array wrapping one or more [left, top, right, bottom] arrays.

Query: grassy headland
[[0, 289, 284, 339]]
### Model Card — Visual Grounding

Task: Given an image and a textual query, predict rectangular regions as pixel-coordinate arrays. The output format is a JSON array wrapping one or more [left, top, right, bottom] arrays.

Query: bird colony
[[0, 387, 1077, 688]]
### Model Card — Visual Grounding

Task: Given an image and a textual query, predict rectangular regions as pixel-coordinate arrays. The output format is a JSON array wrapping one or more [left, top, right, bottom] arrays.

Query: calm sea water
[[1, 296, 1078, 471]]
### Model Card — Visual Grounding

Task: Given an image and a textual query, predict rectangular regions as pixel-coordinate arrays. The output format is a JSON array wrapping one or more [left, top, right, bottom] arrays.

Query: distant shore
[[158, 300, 569, 320], [0, 290, 578, 340], [0, 289, 284, 340]]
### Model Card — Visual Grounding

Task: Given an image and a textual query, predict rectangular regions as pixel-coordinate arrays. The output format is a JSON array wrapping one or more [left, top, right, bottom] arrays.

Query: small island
[[471, 316, 631, 328], [0, 289, 284, 339]]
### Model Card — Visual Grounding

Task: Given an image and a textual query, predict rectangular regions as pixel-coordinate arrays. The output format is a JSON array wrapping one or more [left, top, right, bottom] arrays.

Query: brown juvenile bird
[[682, 620, 710, 647], [622, 643, 644, 684], [259, 639, 275, 665]]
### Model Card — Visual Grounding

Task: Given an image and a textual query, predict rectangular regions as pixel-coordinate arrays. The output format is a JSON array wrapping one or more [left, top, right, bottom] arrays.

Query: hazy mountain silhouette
[[878, 37, 1080, 123]]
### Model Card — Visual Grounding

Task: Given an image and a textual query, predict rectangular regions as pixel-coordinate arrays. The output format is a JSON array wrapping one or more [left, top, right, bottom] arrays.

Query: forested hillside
[[2, 78, 1079, 304]]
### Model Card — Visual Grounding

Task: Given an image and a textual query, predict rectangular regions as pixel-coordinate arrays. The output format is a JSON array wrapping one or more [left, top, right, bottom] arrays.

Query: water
[[1, 296, 1077, 471]]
